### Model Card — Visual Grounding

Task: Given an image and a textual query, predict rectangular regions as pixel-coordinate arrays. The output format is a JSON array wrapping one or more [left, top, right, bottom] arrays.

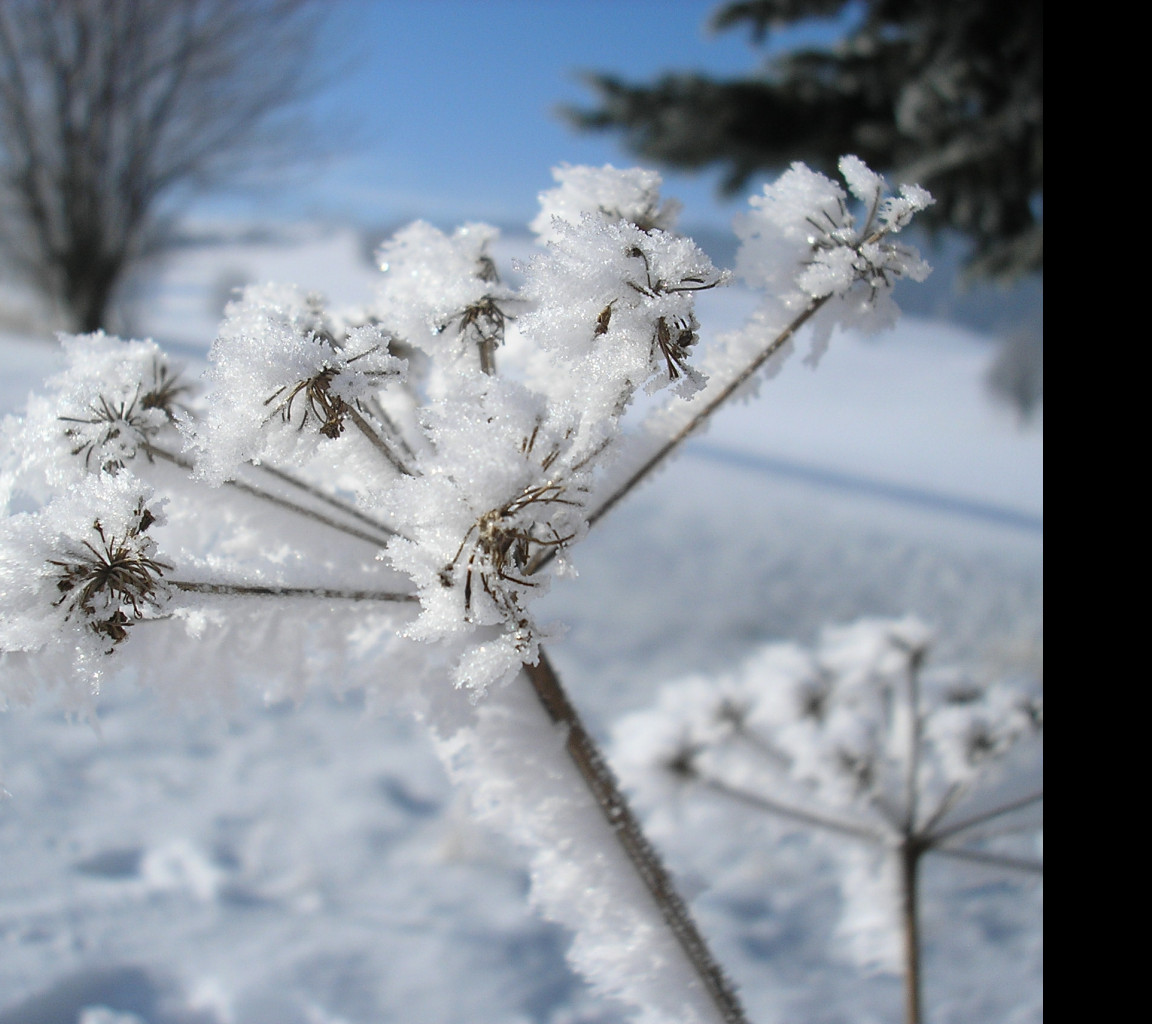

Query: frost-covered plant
[[0, 159, 932, 1024], [612, 618, 1043, 1024]]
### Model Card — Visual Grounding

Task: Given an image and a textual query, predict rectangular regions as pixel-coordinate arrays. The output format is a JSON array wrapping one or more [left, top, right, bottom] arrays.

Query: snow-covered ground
[[0, 224, 1041, 1023]]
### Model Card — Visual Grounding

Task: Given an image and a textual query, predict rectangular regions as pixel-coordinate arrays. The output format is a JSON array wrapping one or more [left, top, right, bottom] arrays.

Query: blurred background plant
[[612, 616, 1043, 1024]]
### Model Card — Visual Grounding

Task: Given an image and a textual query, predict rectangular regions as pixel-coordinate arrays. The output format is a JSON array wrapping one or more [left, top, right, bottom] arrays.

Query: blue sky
[[210, 0, 842, 234]]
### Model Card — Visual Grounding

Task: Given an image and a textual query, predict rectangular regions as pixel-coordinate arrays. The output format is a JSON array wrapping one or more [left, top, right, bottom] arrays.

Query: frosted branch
[[927, 791, 1044, 845], [170, 580, 416, 603], [147, 444, 399, 547], [524, 650, 749, 1024]]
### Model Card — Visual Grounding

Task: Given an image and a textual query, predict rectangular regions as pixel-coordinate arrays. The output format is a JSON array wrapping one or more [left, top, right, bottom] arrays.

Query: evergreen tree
[[567, 0, 1042, 280]]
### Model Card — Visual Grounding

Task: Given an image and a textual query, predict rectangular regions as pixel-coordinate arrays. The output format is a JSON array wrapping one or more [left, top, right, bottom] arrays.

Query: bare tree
[[0, 0, 321, 333]]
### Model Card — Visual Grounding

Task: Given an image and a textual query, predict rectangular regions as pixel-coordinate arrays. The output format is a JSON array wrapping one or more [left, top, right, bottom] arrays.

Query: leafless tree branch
[[0, 0, 323, 331]]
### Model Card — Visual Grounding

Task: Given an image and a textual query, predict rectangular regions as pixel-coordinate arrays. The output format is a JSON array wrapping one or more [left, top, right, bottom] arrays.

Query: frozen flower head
[[192, 284, 405, 484], [375, 221, 514, 374], [0, 473, 168, 660], [622, 616, 1042, 827], [49, 333, 188, 475], [520, 216, 727, 458], [530, 163, 682, 245], [385, 376, 587, 695], [735, 156, 933, 359], [615, 618, 1041, 978]]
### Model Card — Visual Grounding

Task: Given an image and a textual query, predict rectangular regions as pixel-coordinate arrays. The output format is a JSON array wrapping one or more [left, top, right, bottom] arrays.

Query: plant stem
[[478, 337, 497, 376], [523, 649, 749, 1024], [147, 444, 398, 547], [904, 644, 925, 832], [170, 580, 416, 602], [526, 295, 832, 577], [927, 790, 1044, 845], [587, 294, 831, 532], [346, 406, 416, 476], [931, 845, 1043, 875], [900, 839, 924, 1024], [250, 460, 403, 537], [696, 773, 884, 844]]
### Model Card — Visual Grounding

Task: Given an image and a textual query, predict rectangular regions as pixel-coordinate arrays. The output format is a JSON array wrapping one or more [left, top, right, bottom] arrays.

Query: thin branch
[[347, 405, 416, 477], [929, 816, 1045, 846], [587, 294, 831, 532], [247, 458, 403, 538], [731, 721, 790, 767], [696, 772, 886, 844], [170, 579, 416, 602], [931, 845, 1043, 876], [919, 781, 968, 839], [870, 793, 910, 835], [362, 394, 419, 463], [146, 444, 399, 548], [524, 649, 750, 1024], [904, 645, 924, 833], [927, 791, 1043, 845], [527, 294, 832, 580]]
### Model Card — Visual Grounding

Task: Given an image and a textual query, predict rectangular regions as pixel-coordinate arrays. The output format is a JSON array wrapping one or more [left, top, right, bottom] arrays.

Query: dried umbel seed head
[[138, 357, 191, 419], [652, 315, 698, 381], [440, 480, 579, 620], [263, 344, 398, 439], [663, 739, 702, 780], [265, 365, 349, 438], [59, 358, 190, 473], [48, 500, 170, 649]]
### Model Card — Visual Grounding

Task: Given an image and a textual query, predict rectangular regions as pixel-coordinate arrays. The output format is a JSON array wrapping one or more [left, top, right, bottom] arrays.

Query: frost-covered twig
[[244, 459, 405, 541], [169, 580, 417, 603], [583, 293, 829, 534], [525, 650, 748, 1024], [147, 444, 401, 547]]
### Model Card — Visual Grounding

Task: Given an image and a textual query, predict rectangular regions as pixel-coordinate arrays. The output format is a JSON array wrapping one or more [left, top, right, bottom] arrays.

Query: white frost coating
[[0, 472, 168, 699], [732, 157, 933, 365], [436, 675, 723, 1024], [191, 283, 404, 485], [1, 333, 187, 509], [612, 617, 1042, 975], [619, 158, 933, 500], [519, 217, 727, 456], [385, 375, 584, 695], [374, 220, 514, 391], [531, 163, 681, 244]]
